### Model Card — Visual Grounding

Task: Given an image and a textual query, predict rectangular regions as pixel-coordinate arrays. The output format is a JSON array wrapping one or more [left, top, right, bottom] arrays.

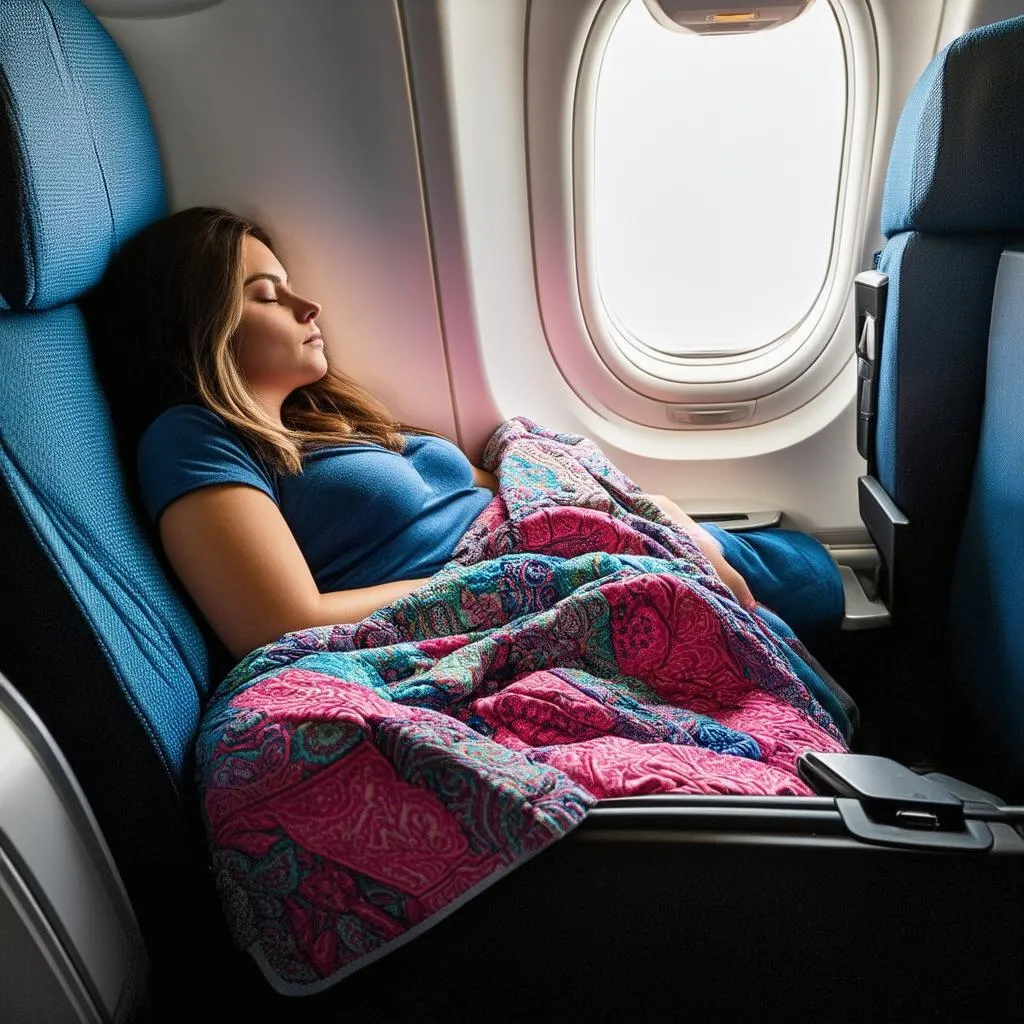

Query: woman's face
[[233, 235, 328, 411]]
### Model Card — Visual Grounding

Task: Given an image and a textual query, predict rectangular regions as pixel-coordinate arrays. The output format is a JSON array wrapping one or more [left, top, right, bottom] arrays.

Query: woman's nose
[[295, 296, 321, 322]]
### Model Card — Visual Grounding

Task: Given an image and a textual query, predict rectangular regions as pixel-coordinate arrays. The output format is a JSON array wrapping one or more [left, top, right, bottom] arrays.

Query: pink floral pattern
[[196, 417, 848, 994]]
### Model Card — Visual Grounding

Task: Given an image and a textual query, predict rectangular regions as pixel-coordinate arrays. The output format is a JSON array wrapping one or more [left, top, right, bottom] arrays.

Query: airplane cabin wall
[[960, 0, 1024, 30], [90, 0, 460, 442], [87, 0, 1024, 542], [411, 0, 1024, 538], [409, 0, 947, 539]]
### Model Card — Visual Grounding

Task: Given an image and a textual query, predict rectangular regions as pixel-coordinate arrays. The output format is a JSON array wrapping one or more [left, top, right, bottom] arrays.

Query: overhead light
[[642, 1, 816, 35]]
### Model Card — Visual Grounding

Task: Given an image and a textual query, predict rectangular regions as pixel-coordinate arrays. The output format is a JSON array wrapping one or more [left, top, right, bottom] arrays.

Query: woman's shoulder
[[136, 404, 277, 522], [139, 403, 247, 458], [137, 403, 273, 481], [141, 403, 229, 440]]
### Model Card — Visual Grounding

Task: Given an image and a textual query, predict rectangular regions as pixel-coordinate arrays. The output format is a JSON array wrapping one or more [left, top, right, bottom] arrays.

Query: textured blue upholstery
[[871, 16, 1024, 618], [870, 15, 1024, 780], [0, 0, 209, 879], [950, 250, 1024, 775], [874, 233, 1001, 540], [882, 15, 1024, 236], [0, 0, 164, 310], [0, 305, 208, 773]]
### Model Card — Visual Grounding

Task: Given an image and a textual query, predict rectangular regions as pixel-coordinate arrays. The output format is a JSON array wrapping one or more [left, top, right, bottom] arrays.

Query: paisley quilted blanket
[[195, 417, 849, 995]]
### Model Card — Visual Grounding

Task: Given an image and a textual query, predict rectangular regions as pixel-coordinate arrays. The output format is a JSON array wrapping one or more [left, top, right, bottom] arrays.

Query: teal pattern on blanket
[[195, 416, 850, 996]]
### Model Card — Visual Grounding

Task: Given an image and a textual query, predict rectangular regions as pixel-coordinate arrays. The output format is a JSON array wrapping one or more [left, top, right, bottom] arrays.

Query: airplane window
[[591, 0, 846, 359]]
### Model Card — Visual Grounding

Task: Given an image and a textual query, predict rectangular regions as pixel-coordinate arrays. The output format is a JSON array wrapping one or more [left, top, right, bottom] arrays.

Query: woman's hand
[[641, 493, 757, 613]]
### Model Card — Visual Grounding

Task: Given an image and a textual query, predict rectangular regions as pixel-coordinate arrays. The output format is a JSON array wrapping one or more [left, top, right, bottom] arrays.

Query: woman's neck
[[249, 388, 286, 428]]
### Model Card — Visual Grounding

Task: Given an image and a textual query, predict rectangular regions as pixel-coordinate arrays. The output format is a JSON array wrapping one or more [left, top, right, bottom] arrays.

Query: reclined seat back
[[948, 246, 1024, 782], [858, 15, 1024, 782], [0, 0, 211, 921]]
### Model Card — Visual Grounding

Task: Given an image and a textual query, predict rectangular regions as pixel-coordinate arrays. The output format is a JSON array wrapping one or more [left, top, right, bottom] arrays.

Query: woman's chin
[[307, 353, 330, 382]]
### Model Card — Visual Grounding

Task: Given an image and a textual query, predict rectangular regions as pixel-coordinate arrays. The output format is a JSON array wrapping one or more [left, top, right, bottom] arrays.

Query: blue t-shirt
[[137, 404, 494, 592]]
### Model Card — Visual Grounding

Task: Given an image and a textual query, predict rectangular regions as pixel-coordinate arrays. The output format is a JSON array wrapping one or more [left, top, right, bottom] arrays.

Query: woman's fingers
[[712, 555, 758, 613], [639, 493, 758, 613], [685, 521, 758, 613]]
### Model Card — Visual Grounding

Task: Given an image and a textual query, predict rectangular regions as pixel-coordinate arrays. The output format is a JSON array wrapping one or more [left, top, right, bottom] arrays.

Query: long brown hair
[[86, 206, 406, 473]]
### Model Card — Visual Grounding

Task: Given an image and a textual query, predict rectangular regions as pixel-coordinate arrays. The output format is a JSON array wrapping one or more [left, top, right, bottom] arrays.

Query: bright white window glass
[[592, 0, 847, 358]]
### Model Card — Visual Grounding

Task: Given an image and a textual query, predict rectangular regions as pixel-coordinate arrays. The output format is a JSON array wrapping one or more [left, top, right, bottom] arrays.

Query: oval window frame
[[526, 0, 878, 428]]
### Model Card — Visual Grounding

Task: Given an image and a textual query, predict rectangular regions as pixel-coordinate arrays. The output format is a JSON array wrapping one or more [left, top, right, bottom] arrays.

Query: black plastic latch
[[854, 270, 888, 475], [857, 474, 908, 613], [798, 752, 992, 853]]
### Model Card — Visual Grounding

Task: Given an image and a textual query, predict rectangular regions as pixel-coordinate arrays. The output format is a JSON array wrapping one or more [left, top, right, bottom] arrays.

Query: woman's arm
[[641, 493, 756, 613], [470, 464, 498, 492], [158, 484, 432, 660]]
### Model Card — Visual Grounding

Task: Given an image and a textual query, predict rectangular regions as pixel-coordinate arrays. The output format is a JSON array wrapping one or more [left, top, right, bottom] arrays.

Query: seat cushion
[[882, 15, 1024, 236], [950, 248, 1024, 775], [0, 0, 210, 889], [0, 0, 164, 311], [873, 231, 1003, 612]]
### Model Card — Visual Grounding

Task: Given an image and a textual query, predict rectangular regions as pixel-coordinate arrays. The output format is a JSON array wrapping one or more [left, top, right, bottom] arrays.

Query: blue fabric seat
[[862, 14, 1024, 784], [0, 0, 212, 944], [0, 2, 851, 978], [950, 248, 1024, 783], [0, 1, 1020, 1014]]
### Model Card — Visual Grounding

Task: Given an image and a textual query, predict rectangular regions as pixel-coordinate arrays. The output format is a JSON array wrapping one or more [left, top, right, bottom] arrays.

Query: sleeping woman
[[86, 206, 778, 663], [87, 207, 852, 988]]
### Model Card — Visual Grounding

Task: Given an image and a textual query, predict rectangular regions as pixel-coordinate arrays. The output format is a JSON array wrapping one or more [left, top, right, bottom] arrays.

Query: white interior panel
[[534, 0, 875, 425], [412, 0, 951, 533], [92, 0, 458, 440], [88, 0, 1024, 535], [960, 0, 1024, 31]]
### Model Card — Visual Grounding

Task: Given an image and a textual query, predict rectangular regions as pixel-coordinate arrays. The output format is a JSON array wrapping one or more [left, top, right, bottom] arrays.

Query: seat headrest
[[882, 15, 1024, 237], [0, 0, 165, 311]]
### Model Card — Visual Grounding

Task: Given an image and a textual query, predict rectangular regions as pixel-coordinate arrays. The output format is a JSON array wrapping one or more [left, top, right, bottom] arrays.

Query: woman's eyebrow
[[243, 271, 288, 287]]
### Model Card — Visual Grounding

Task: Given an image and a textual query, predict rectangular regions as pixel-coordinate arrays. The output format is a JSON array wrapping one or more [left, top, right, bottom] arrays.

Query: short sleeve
[[137, 404, 277, 523]]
